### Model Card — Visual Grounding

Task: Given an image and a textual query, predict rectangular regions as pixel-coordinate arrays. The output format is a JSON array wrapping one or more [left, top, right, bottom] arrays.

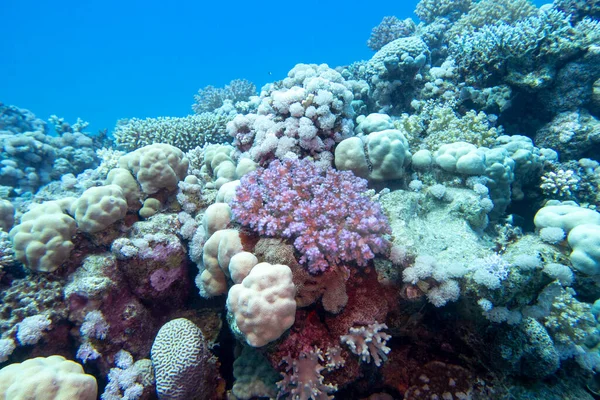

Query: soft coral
[[231, 158, 391, 274]]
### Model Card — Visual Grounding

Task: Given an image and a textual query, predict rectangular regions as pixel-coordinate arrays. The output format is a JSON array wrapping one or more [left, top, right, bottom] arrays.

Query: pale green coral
[[524, 282, 600, 370], [447, 0, 537, 40], [417, 102, 502, 151], [113, 113, 232, 152], [415, 0, 472, 23]]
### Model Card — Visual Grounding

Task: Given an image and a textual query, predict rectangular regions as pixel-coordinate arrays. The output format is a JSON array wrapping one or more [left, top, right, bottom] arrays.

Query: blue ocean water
[[1, 0, 422, 132]]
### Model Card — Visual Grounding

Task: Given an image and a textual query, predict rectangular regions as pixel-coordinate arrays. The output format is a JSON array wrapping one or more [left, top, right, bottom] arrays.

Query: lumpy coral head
[[231, 158, 391, 273]]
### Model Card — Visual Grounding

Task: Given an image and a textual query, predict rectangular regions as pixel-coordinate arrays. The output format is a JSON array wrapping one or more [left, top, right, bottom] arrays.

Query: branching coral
[[447, 0, 537, 40], [1, 104, 98, 193], [406, 101, 502, 150], [341, 322, 391, 367], [415, 0, 473, 23], [450, 9, 600, 86], [540, 169, 580, 198], [553, 0, 600, 22], [113, 113, 232, 152], [231, 158, 391, 274], [277, 346, 342, 400], [192, 78, 256, 114], [367, 16, 416, 51]]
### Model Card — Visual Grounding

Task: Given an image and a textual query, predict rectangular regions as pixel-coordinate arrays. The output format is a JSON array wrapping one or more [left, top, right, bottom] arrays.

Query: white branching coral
[[341, 322, 391, 367]]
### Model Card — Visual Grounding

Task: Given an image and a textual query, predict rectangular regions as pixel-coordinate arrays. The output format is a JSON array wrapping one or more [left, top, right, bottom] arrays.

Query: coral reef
[[0, 104, 98, 194], [367, 16, 416, 51], [3, 1, 600, 399], [151, 318, 223, 400], [227, 63, 361, 167]]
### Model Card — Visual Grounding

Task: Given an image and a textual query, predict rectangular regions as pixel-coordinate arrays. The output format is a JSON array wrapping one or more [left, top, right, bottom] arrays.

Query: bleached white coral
[[16, 314, 51, 345], [101, 351, 154, 400], [80, 310, 109, 340], [341, 322, 391, 367], [76, 342, 101, 364]]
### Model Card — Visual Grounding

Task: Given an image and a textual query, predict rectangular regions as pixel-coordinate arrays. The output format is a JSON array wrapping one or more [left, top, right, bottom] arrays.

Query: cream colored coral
[[202, 203, 232, 236], [139, 198, 162, 218], [216, 180, 240, 204], [69, 185, 128, 233], [105, 167, 140, 206], [196, 229, 243, 298], [227, 262, 296, 347], [0, 200, 14, 232], [0, 355, 97, 400], [201, 144, 257, 189], [119, 144, 189, 194], [9, 201, 77, 272]]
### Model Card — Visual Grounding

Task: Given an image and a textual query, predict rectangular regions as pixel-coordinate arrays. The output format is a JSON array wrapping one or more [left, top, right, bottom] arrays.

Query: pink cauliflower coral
[[231, 158, 391, 273]]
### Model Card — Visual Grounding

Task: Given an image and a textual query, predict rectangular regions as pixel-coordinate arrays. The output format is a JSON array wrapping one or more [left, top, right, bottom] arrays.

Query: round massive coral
[[9, 200, 77, 272], [0, 355, 97, 400], [227, 63, 361, 167], [226, 262, 296, 347], [231, 158, 391, 273]]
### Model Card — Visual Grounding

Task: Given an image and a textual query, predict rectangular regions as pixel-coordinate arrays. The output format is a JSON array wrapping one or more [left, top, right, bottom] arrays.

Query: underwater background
[[2, 0, 600, 399], [0, 0, 546, 132]]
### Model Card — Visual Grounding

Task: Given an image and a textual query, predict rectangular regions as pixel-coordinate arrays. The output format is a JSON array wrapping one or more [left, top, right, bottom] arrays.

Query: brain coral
[[151, 318, 222, 400]]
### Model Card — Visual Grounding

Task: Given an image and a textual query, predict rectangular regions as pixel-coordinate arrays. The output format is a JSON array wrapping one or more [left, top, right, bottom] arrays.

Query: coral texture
[[0, 355, 97, 400], [113, 113, 232, 152], [231, 158, 391, 273], [192, 79, 256, 114], [227, 63, 359, 167], [367, 16, 416, 51], [151, 318, 222, 400], [226, 262, 297, 347]]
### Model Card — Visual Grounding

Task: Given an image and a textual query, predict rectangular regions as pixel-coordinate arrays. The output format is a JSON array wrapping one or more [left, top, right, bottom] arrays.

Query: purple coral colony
[[3, 0, 600, 399]]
